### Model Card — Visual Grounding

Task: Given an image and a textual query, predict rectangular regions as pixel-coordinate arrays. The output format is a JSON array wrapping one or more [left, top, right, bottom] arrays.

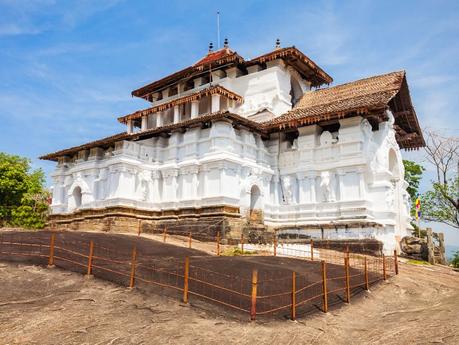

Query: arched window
[[73, 186, 82, 208]]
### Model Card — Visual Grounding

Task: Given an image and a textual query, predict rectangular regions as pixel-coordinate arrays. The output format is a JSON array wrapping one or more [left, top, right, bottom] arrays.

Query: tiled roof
[[40, 71, 425, 161], [263, 70, 424, 149], [265, 71, 404, 127], [40, 111, 266, 161], [131, 48, 245, 98], [247, 47, 333, 86], [119, 85, 243, 124], [131, 46, 332, 98]]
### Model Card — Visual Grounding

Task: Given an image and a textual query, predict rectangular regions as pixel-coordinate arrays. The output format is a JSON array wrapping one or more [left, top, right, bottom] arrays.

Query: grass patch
[[222, 247, 257, 256], [407, 259, 431, 266]]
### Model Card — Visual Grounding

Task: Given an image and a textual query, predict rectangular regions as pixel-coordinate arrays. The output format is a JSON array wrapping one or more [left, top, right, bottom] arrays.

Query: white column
[[141, 115, 148, 131], [194, 77, 204, 89], [337, 169, 345, 202], [211, 94, 221, 113], [358, 169, 366, 199], [151, 171, 161, 203], [127, 119, 133, 134], [173, 105, 180, 123], [296, 172, 306, 204], [307, 172, 317, 203], [191, 100, 199, 118], [157, 111, 163, 127], [272, 175, 280, 204]]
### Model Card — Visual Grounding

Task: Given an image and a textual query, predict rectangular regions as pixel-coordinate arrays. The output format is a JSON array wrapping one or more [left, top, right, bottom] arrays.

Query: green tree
[[403, 159, 424, 214], [0, 152, 49, 228], [421, 130, 459, 229]]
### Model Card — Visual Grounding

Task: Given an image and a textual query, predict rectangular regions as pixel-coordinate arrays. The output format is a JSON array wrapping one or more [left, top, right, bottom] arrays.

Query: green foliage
[[402, 160, 424, 212], [0, 152, 49, 229], [422, 177, 459, 229], [407, 259, 431, 266], [222, 247, 257, 256], [451, 251, 459, 268]]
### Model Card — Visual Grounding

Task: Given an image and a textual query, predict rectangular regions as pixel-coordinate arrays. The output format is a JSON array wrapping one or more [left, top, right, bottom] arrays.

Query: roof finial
[[224, 37, 229, 48], [208, 42, 214, 52], [275, 38, 281, 49]]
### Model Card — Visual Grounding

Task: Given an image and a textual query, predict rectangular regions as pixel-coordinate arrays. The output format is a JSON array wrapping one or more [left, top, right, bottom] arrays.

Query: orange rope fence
[[0, 231, 398, 320]]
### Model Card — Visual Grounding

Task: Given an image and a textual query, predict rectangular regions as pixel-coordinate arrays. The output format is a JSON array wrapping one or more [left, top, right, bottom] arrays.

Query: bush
[[451, 251, 459, 268]]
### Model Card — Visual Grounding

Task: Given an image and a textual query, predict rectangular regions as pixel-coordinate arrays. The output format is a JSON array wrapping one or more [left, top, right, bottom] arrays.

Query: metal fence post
[[310, 239, 314, 261], [321, 260, 328, 313], [382, 254, 387, 280], [394, 250, 399, 275], [345, 257, 350, 303], [250, 269, 258, 320], [129, 247, 137, 289], [273, 234, 277, 257], [364, 256, 369, 290], [291, 271, 296, 320], [87, 240, 94, 276], [188, 232, 192, 249], [216, 232, 220, 256], [183, 257, 189, 303], [48, 233, 56, 267]]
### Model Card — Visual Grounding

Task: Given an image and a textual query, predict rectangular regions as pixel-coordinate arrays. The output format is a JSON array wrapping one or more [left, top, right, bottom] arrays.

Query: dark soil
[[0, 230, 382, 320]]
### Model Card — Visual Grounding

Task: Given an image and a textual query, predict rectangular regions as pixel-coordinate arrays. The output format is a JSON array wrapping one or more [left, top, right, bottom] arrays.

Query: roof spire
[[275, 38, 281, 49], [224, 37, 229, 48], [208, 42, 214, 52]]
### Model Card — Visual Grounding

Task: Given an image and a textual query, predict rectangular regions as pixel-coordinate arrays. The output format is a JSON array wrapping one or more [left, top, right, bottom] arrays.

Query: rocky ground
[[1, 259, 458, 345]]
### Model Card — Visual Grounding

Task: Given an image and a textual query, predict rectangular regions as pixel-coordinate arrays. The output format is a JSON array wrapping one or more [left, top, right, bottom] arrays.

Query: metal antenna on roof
[[217, 11, 221, 48]]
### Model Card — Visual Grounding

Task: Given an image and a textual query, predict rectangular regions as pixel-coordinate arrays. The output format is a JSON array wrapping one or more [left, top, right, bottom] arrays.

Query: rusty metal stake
[[322, 260, 328, 313], [188, 232, 192, 249], [48, 233, 56, 267], [394, 250, 399, 275], [87, 240, 94, 276], [364, 256, 369, 290], [383, 254, 387, 280], [216, 232, 220, 256], [250, 269, 258, 320], [183, 257, 189, 303], [345, 257, 350, 303], [291, 271, 296, 320], [129, 246, 137, 289], [310, 239, 314, 261]]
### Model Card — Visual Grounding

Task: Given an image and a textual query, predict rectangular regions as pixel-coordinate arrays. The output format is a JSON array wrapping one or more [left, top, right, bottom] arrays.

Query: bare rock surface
[[0, 261, 458, 345]]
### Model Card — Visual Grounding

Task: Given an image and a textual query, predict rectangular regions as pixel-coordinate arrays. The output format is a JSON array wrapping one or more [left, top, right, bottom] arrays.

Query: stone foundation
[[48, 205, 247, 241]]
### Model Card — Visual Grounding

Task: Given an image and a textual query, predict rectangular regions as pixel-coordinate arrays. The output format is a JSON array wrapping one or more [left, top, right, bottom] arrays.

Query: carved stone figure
[[281, 175, 294, 204], [320, 171, 336, 202]]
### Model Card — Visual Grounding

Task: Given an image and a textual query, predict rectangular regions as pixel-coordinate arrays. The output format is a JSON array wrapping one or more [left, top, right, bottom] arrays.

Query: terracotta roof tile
[[264, 71, 405, 127], [119, 85, 243, 124]]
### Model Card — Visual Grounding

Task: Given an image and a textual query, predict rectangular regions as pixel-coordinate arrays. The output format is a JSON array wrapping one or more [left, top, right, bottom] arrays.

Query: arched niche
[[249, 184, 263, 223], [388, 148, 400, 180], [73, 186, 82, 208]]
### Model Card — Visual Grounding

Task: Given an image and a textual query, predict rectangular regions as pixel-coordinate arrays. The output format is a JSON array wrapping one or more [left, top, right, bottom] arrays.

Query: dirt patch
[[0, 261, 458, 344], [0, 231, 383, 319]]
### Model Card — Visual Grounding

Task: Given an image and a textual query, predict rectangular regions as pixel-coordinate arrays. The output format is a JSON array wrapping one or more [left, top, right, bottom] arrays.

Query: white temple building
[[41, 40, 424, 252]]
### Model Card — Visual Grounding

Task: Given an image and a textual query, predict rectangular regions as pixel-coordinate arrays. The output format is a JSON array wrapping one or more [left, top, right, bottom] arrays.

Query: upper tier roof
[[131, 46, 332, 98], [264, 71, 424, 149], [40, 70, 424, 161]]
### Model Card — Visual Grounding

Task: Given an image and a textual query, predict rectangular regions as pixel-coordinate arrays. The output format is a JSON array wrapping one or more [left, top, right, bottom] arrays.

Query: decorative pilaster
[[173, 105, 180, 123], [141, 115, 148, 131], [191, 100, 199, 119], [211, 94, 221, 113]]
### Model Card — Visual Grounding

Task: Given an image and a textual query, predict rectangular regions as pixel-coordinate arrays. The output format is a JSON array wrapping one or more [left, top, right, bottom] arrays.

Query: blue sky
[[0, 0, 458, 246]]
